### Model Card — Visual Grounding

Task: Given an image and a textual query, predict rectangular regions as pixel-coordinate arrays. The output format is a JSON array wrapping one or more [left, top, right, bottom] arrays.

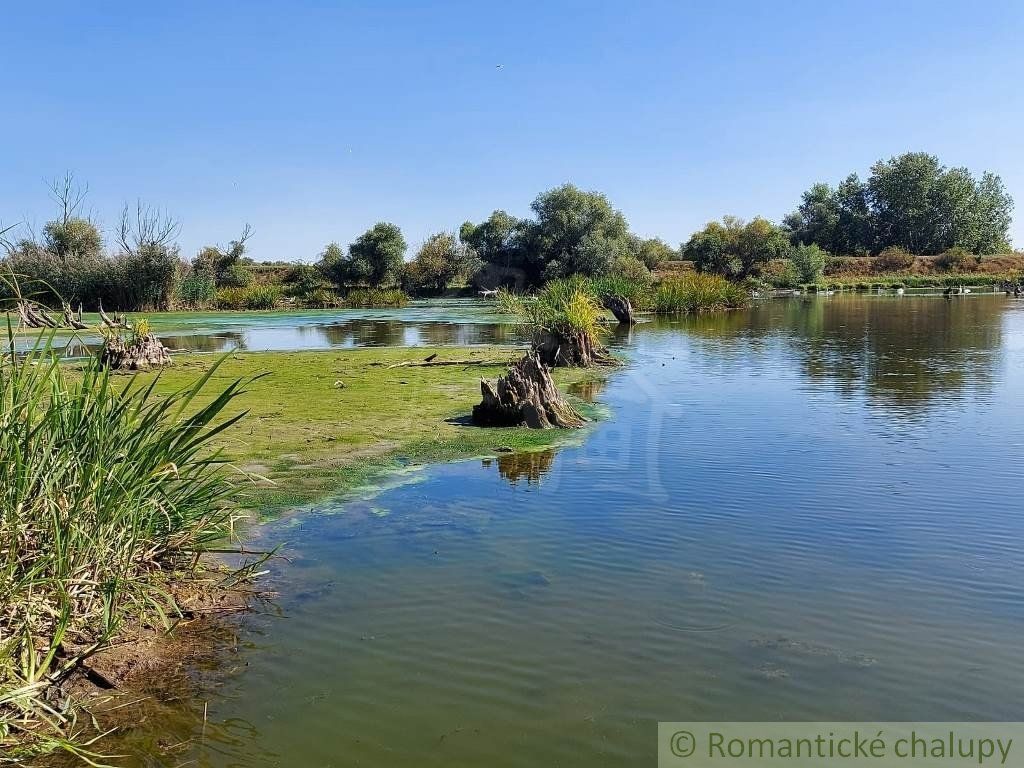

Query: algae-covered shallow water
[[107, 296, 1024, 766], [9, 299, 522, 355]]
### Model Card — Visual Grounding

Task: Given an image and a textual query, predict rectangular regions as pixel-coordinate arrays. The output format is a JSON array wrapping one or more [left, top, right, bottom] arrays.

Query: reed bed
[[343, 288, 409, 308], [0, 327, 252, 757]]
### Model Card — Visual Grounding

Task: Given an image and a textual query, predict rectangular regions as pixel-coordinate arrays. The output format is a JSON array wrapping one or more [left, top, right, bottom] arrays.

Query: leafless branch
[[117, 200, 181, 255], [47, 172, 89, 226]]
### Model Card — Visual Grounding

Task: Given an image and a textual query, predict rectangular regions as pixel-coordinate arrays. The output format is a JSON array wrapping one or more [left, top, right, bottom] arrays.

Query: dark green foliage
[[42, 217, 103, 261], [682, 216, 790, 278], [788, 243, 829, 283], [347, 222, 407, 286], [462, 185, 637, 286], [460, 211, 529, 273], [191, 225, 254, 287], [315, 242, 348, 286], [785, 153, 1014, 255], [403, 232, 481, 295]]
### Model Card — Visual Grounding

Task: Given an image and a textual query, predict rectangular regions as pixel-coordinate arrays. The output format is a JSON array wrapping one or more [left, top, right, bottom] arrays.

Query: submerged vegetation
[[0, 330, 254, 756]]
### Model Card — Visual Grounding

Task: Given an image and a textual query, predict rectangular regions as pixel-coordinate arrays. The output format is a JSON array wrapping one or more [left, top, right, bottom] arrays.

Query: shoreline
[[3, 343, 610, 761]]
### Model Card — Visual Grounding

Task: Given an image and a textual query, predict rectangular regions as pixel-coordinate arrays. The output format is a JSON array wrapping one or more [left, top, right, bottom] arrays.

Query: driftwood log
[[62, 302, 88, 330], [99, 333, 172, 370], [472, 351, 584, 429], [602, 294, 635, 325]]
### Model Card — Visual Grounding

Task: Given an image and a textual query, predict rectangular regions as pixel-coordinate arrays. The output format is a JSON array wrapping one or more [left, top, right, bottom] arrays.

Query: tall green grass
[[652, 273, 749, 313], [0, 327, 253, 755], [344, 287, 409, 307]]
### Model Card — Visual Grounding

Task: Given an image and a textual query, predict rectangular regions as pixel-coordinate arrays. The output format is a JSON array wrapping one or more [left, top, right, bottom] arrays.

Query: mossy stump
[[473, 351, 584, 429]]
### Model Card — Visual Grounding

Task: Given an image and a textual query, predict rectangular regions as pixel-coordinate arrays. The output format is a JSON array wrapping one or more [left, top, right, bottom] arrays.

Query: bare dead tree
[[47, 172, 89, 227], [117, 201, 181, 255]]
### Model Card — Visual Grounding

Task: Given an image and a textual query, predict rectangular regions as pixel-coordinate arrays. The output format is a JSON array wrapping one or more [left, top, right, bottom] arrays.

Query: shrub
[[760, 258, 800, 288], [609, 255, 652, 284], [176, 271, 217, 307], [788, 243, 829, 284], [215, 287, 247, 310], [241, 285, 280, 310], [219, 263, 254, 288], [873, 246, 915, 273], [935, 247, 979, 272]]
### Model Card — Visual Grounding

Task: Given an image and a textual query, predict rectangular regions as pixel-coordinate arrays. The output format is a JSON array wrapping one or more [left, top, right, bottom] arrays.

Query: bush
[[609, 255, 652, 284], [935, 247, 979, 272], [760, 258, 800, 288], [242, 285, 280, 310], [873, 246, 915, 273], [176, 271, 217, 307], [788, 243, 828, 284], [218, 263, 254, 288]]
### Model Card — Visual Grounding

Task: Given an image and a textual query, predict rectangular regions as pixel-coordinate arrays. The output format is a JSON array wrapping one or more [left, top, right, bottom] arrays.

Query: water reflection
[[673, 296, 1005, 412], [482, 449, 557, 486], [159, 319, 522, 353]]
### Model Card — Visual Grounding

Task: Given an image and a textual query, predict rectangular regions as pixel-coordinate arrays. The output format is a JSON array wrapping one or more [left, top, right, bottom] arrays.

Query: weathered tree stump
[[473, 351, 584, 429], [602, 294, 635, 325], [533, 328, 614, 368], [100, 333, 172, 370]]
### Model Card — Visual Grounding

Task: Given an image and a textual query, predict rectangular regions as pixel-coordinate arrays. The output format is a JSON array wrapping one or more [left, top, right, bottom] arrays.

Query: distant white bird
[[896, 287, 905, 295], [495, 64, 504, 69], [479, 289, 499, 298]]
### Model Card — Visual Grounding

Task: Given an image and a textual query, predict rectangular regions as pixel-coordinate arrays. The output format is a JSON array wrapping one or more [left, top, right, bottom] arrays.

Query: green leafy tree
[[348, 222, 407, 286], [316, 242, 348, 286], [528, 184, 630, 281], [459, 211, 528, 271], [786, 153, 1013, 255], [43, 218, 102, 261], [683, 216, 788, 278], [191, 224, 254, 286], [630, 236, 676, 270], [403, 232, 480, 295], [788, 243, 829, 284]]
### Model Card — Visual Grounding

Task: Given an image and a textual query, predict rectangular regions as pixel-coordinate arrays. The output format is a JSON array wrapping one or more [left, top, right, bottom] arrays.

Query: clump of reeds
[[343, 287, 409, 307], [0, 325, 252, 756], [653, 273, 749, 314]]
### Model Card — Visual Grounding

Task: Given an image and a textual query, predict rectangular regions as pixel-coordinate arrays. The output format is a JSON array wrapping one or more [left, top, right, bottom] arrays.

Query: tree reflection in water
[[482, 449, 557, 487], [671, 296, 1005, 413]]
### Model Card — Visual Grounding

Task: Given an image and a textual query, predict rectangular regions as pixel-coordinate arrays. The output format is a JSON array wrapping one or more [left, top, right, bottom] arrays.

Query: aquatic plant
[[0, 327, 253, 755], [343, 287, 409, 307], [653, 273, 749, 314]]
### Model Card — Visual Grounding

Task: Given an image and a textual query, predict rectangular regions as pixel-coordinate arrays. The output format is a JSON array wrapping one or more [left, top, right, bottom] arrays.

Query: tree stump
[[473, 351, 584, 429], [602, 295, 635, 325], [533, 328, 614, 368], [100, 333, 172, 370]]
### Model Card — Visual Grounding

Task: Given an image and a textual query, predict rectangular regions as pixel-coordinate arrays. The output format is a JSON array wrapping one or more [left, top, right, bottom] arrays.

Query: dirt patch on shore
[[30, 578, 268, 767]]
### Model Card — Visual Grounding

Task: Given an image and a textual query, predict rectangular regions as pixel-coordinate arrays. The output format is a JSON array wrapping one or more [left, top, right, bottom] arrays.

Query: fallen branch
[[386, 359, 511, 369]]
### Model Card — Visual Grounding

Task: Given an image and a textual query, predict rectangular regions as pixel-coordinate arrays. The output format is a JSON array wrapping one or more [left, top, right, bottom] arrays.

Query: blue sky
[[2, 1, 1023, 261]]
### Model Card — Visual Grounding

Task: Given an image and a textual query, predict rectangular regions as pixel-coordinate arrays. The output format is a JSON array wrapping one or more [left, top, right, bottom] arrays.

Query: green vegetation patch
[[137, 346, 601, 512]]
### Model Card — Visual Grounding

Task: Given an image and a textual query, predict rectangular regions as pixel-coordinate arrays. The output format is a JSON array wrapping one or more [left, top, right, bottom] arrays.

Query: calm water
[[109, 296, 1024, 767], [11, 299, 520, 356]]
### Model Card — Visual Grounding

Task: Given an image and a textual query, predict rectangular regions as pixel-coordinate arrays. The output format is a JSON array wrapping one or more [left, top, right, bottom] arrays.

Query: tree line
[[2, 153, 1015, 311]]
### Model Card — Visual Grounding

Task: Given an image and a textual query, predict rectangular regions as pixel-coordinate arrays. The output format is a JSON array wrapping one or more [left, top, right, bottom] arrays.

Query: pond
[[9, 299, 523, 356], [105, 295, 1024, 767]]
